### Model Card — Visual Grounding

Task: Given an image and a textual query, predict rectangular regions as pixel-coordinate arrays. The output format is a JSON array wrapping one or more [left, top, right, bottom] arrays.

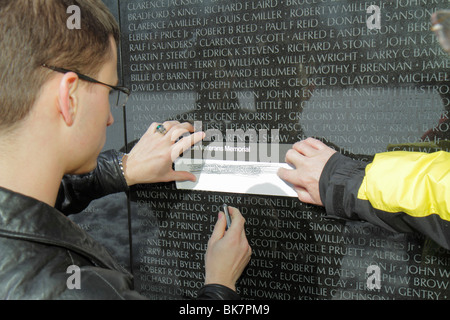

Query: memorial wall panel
[[80, 0, 450, 300]]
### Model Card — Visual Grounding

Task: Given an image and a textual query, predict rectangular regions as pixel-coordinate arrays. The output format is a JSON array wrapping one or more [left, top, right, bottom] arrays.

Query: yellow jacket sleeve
[[319, 151, 450, 249], [357, 151, 450, 221]]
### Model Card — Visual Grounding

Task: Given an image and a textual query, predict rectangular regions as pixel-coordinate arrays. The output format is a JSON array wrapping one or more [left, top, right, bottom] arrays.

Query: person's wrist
[[118, 152, 131, 186]]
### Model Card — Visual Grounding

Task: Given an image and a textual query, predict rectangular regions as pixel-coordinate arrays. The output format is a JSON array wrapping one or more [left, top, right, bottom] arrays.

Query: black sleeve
[[196, 284, 241, 300], [55, 150, 129, 215]]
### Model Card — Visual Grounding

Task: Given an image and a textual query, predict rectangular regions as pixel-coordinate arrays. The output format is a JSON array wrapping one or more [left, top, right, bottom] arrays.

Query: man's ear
[[58, 72, 79, 126]]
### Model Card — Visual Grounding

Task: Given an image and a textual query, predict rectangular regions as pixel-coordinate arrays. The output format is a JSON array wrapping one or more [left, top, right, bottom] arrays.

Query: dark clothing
[[319, 152, 450, 250], [56, 150, 129, 215], [0, 186, 144, 299], [0, 150, 239, 299]]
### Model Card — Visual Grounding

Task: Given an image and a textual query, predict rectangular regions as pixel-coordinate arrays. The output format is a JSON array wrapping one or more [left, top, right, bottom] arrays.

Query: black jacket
[[0, 150, 239, 299]]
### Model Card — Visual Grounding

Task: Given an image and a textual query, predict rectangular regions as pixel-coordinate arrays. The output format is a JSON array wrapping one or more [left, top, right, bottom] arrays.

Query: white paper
[[175, 158, 297, 197]]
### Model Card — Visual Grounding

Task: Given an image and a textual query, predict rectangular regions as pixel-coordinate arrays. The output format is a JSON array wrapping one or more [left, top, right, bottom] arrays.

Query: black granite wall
[[73, 0, 450, 300]]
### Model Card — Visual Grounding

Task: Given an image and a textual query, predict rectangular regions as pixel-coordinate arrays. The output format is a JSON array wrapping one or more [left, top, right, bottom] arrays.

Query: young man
[[0, 0, 251, 299], [278, 10, 450, 249]]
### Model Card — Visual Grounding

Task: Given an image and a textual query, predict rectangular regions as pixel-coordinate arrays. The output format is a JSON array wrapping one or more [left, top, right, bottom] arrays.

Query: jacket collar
[[0, 186, 130, 275]]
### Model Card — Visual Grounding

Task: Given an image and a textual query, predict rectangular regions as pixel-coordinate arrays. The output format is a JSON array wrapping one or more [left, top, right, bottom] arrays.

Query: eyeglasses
[[42, 64, 130, 108]]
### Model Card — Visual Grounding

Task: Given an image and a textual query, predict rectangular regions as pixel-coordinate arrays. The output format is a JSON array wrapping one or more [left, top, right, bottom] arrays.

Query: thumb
[[296, 188, 321, 205], [277, 167, 296, 185], [170, 171, 197, 182]]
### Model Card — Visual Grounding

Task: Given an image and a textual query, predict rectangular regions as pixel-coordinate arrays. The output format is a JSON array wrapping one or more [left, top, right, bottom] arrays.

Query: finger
[[169, 127, 192, 143], [149, 120, 179, 136], [226, 207, 245, 235], [285, 148, 304, 168], [306, 137, 329, 150], [293, 140, 319, 157], [147, 122, 162, 135], [168, 122, 198, 142], [162, 120, 181, 130], [295, 138, 329, 154], [209, 212, 227, 244], [227, 206, 242, 220], [177, 131, 205, 149], [277, 167, 299, 186], [227, 207, 251, 256], [148, 122, 171, 136], [169, 170, 197, 182], [170, 131, 205, 161], [166, 121, 193, 135]]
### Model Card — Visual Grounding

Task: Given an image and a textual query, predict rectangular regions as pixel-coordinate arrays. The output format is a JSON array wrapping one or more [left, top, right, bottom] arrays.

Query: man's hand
[[122, 121, 205, 186], [277, 138, 336, 206], [205, 207, 252, 291]]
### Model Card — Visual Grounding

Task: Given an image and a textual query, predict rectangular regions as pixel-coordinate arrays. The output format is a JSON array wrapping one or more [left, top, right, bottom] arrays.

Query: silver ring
[[156, 124, 167, 135]]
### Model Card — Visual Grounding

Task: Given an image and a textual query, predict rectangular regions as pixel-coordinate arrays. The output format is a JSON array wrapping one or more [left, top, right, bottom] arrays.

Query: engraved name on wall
[[116, 0, 450, 300]]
